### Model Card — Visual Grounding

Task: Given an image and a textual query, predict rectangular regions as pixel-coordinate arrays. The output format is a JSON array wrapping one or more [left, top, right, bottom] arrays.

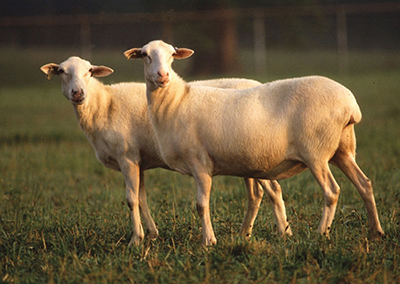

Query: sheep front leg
[[259, 180, 292, 236], [138, 170, 159, 240], [195, 172, 217, 246], [240, 178, 264, 238], [122, 162, 145, 246]]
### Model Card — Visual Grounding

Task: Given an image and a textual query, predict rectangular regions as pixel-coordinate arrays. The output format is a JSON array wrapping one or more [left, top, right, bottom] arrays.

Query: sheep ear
[[173, 48, 194, 59], [40, 63, 60, 80], [91, 66, 114, 77], [124, 48, 143, 60]]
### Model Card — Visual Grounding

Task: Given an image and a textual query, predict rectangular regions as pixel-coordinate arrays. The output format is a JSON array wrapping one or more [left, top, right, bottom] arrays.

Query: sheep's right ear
[[40, 63, 60, 80], [124, 48, 143, 60]]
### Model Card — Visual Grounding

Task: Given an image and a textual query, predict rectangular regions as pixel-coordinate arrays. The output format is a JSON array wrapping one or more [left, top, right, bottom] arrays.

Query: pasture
[[1, 47, 399, 283]]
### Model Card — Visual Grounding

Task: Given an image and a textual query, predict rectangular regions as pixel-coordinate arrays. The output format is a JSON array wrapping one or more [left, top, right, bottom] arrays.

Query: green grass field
[[1, 48, 399, 283]]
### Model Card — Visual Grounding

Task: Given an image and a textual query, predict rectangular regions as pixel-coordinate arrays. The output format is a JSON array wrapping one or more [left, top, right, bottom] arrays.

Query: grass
[[1, 47, 400, 283]]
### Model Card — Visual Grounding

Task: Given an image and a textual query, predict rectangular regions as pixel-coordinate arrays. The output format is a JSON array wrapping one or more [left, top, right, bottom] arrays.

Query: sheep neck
[[146, 71, 189, 127], [72, 78, 112, 136]]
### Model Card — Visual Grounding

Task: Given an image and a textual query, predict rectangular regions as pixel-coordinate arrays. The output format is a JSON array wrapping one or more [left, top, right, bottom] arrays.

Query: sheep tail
[[347, 100, 362, 126]]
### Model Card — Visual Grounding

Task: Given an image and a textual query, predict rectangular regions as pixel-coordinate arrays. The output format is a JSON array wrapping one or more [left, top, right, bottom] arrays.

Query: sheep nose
[[156, 71, 170, 86], [157, 71, 169, 79], [72, 89, 83, 98], [71, 89, 85, 104]]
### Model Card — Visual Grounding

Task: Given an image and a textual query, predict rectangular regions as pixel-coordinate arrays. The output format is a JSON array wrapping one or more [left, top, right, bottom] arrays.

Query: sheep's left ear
[[91, 66, 114, 77], [124, 48, 143, 60], [40, 63, 60, 80], [173, 48, 194, 59]]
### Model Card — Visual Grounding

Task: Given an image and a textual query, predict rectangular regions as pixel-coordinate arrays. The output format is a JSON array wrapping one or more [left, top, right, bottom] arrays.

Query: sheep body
[[125, 40, 384, 245], [153, 76, 360, 179], [41, 56, 290, 246], [145, 76, 361, 179]]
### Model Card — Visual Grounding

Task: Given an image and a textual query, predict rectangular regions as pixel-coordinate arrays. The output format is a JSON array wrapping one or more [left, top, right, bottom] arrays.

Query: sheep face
[[41, 56, 114, 105], [124, 40, 194, 89]]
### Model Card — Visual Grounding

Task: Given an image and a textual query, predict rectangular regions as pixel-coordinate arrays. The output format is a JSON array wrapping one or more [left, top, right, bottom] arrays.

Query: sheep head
[[41, 56, 114, 105], [124, 40, 194, 89]]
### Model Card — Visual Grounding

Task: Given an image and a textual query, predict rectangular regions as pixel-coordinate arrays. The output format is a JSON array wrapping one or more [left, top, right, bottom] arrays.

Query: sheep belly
[[209, 147, 307, 179], [237, 160, 308, 180]]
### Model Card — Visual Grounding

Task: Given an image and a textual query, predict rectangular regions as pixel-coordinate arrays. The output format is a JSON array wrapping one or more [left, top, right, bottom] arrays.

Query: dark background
[[1, 0, 399, 76]]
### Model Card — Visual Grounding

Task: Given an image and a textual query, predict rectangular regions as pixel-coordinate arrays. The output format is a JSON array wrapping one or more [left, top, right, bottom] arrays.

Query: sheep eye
[[142, 52, 152, 63], [57, 68, 64, 75]]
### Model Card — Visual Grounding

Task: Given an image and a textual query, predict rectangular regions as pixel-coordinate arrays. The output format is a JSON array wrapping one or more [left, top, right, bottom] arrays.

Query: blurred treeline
[[1, 0, 399, 77], [1, 0, 398, 16]]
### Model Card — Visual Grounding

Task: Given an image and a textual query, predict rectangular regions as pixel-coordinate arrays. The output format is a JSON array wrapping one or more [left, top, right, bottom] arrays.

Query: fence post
[[253, 12, 266, 74], [336, 7, 349, 73]]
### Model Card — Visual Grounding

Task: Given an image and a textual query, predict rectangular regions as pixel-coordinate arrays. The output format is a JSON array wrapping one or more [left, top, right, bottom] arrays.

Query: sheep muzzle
[[71, 89, 85, 105], [155, 71, 170, 88]]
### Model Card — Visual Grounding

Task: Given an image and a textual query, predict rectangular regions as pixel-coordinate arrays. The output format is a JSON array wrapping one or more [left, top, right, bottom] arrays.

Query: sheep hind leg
[[138, 171, 159, 241], [331, 153, 385, 239], [260, 180, 293, 236], [309, 162, 341, 237], [239, 178, 264, 239]]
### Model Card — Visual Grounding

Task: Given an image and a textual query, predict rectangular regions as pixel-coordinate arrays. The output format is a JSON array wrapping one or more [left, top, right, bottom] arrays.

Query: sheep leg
[[239, 178, 264, 238], [309, 163, 341, 237], [194, 171, 217, 246], [259, 180, 293, 236], [331, 153, 385, 239], [138, 171, 159, 240], [123, 162, 145, 246]]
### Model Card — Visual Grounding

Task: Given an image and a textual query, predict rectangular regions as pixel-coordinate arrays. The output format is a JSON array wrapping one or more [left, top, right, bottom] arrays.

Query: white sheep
[[40, 56, 291, 246], [124, 40, 385, 245]]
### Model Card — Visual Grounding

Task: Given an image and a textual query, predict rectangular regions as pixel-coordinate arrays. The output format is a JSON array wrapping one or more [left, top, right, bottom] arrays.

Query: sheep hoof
[[239, 228, 253, 239], [370, 229, 385, 240], [242, 232, 252, 240], [320, 230, 331, 240], [147, 230, 159, 241], [128, 235, 144, 247], [202, 237, 217, 247], [284, 225, 293, 236]]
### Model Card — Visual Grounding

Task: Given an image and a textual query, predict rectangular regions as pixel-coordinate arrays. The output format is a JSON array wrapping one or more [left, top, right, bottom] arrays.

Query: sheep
[[40, 56, 291, 246], [124, 40, 385, 246]]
